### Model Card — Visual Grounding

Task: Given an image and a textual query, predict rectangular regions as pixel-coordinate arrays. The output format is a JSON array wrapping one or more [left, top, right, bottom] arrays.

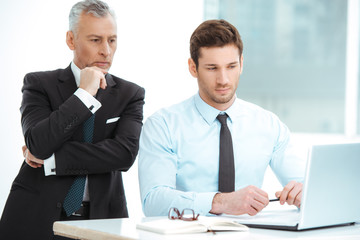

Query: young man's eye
[[207, 67, 216, 71]]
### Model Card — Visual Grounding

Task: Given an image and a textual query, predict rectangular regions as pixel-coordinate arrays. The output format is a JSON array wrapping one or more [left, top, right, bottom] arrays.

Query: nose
[[216, 69, 229, 85], [99, 42, 111, 57]]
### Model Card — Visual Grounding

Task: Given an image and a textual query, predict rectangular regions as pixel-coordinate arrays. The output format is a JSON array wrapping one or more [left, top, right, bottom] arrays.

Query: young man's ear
[[188, 58, 198, 78], [66, 31, 75, 50]]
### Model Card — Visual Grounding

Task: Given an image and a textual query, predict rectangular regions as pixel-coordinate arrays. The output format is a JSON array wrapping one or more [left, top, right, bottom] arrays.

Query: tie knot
[[217, 113, 228, 125]]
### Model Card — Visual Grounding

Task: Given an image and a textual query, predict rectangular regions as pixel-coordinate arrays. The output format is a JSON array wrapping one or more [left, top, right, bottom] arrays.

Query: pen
[[269, 198, 280, 202]]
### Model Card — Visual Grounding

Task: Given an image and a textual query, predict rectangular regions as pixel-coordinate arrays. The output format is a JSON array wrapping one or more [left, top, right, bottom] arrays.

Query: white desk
[[53, 217, 360, 240]]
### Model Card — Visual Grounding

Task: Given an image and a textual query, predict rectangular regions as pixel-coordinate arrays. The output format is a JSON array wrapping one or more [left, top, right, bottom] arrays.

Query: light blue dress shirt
[[138, 93, 305, 217]]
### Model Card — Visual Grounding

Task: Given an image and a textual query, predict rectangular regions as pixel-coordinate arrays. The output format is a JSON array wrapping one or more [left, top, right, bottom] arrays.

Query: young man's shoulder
[[236, 98, 280, 120], [144, 96, 196, 129]]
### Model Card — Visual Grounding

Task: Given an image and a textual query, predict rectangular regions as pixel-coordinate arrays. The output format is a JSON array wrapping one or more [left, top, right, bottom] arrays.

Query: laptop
[[229, 142, 360, 231]]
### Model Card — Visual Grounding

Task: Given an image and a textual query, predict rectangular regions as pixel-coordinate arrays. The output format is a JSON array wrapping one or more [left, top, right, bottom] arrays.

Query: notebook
[[229, 142, 360, 231], [136, 216, 248, 234]]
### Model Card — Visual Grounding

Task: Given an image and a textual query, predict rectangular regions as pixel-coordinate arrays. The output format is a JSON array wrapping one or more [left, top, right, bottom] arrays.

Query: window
[[205, 0, 358, 135]]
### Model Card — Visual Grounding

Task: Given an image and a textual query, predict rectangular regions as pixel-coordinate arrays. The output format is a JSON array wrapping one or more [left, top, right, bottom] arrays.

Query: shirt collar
[[70, 61, 81, 87], [194, 92, 236, 125]]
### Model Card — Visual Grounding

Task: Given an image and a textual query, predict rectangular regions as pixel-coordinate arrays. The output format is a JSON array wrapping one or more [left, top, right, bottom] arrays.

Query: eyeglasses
[[168, 207, 199, 221]]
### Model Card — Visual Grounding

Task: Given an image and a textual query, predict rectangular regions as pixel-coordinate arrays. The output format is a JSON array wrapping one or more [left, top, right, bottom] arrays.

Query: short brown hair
[[190, 19, 243, 68]]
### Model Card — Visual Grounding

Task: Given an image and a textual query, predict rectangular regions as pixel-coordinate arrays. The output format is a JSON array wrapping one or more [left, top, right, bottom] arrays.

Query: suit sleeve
[[55, 86, 145, 175], [21, 72, 145, 175], [21, 72, 92, 159]]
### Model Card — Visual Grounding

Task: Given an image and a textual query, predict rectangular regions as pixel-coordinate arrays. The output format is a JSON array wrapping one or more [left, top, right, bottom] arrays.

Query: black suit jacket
[[0, 65, 145, 240]]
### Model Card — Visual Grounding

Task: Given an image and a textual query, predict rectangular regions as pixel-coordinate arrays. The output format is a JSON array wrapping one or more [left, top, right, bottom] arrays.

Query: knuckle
[[288, 193, 295, 200], [243, 202, 251, 210], [245, 195, 252, 203]]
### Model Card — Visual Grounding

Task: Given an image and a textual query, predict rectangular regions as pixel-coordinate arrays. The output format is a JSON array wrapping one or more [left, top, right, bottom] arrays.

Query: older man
[[0, 0, 144, 239]]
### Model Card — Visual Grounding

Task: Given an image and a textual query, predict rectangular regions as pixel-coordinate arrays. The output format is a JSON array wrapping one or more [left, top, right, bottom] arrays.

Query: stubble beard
[[211, 89, 236, 105]]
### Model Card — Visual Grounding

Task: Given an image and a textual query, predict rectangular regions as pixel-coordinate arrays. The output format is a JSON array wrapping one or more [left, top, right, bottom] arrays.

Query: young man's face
[[66, 12, 117, 71], [189, 44, 243, 111]]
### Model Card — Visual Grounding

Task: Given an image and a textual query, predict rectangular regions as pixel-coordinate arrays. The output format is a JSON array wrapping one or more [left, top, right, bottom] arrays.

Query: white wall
[[0, 0, 203, 218]]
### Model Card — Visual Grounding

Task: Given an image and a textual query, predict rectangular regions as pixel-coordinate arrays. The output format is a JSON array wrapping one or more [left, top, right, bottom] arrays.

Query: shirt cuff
[[193, 192, 218, 216], [44, 154, 56, 176], [74, 88, 101, 114]]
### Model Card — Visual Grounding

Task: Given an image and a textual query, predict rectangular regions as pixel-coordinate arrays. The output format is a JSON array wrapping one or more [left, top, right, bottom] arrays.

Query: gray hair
[[69, 0, 115, 34]]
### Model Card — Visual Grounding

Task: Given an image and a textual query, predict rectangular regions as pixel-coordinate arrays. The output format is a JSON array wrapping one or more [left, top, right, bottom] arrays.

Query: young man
[[139, 19, 304, 217], [0, 0, 144, 239]]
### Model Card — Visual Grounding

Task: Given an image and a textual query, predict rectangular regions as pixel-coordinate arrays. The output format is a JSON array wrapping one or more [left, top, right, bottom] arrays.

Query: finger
[[32, 161, 42, 168], [247, 205, 259, 216], [26, 159, 38, 168], [253, 192, 269, 206], [279, 181, 296, 205], [22, 145, 27, 156], [291, 183, 302, 207], [286, 183, 302, 205], [26, 149, 35, 159], [252, 192, 270, 211], [99, 77, 107, 89], [251, 198, 267, 212], [22, 147, 27, 158], [31, 158, 44, 165]]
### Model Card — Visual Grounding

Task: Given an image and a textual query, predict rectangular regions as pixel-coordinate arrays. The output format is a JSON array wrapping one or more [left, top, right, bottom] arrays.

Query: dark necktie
[[63, 114, 95, 216], [217, 113, 235, 192]]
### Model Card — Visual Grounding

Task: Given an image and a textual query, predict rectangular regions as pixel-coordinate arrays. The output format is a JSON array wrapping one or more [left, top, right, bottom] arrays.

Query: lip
[[93, 62, 110, 68], [215, 88, 231, 94]]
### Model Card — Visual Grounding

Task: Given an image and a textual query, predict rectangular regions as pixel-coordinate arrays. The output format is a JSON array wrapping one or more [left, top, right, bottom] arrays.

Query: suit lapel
[[93, 74, 117, 142], [57, 65, 82, 141], [96, 74, 116, 100], [57, 64, 77, 102], [56, 66, 118, 143]]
